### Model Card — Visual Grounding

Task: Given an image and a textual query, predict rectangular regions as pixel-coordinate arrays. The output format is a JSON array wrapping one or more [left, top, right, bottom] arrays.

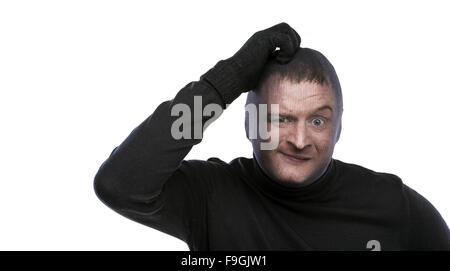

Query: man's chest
[[205, 192, 406, 250]]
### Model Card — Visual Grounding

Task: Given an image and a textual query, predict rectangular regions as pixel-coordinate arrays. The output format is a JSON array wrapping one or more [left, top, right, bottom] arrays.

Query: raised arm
[[93, 22, 300, 247]]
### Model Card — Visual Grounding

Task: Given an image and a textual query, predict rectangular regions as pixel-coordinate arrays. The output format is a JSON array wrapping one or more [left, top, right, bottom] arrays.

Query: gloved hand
[[201, 22, 301, 105]]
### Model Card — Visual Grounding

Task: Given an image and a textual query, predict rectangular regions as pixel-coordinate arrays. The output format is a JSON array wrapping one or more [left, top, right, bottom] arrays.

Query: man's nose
[[288, 123, 310, 150]]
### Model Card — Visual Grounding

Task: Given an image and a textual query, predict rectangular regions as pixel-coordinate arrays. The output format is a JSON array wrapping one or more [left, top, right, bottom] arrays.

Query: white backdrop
[[0, 0, 449, 250]]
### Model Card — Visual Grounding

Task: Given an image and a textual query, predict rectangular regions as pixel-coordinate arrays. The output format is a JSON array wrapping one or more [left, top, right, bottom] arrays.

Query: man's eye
[[312, 118, 324, 126]]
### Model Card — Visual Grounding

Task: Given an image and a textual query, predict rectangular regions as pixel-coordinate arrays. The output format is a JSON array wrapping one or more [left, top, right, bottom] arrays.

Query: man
[[94, 23, 450, 250]]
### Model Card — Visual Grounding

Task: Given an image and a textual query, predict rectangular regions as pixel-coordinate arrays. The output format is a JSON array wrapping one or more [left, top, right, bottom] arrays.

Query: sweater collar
[[243, 153, 338, 202]]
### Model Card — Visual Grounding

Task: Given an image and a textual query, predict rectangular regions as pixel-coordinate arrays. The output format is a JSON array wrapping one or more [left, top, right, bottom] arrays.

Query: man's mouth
[[279, 152, 312, 163]]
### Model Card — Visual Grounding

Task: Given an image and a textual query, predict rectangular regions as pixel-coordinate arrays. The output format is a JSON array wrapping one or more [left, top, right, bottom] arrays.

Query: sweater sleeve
[[403, 185, 450, 250], [93, 60, 241, 249]]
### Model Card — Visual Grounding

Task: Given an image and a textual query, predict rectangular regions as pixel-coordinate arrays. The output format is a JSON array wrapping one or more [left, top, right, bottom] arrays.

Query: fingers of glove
[[269, 32, 297, 63], [265, 22, 292, 34], [265, 22, 301, 47], [272, 48, 299, 64], [290, 28, 301, 47]]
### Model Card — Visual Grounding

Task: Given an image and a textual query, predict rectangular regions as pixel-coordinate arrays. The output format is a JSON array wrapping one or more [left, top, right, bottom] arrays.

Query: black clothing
[[93, 67, 450, 251]]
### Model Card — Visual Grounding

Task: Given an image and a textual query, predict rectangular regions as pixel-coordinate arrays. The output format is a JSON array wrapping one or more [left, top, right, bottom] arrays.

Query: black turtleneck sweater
[[93, 69, 450, 251]]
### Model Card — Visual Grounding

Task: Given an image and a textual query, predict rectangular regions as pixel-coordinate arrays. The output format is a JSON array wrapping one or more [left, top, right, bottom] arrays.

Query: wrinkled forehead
[[256, 75, 336, 110]]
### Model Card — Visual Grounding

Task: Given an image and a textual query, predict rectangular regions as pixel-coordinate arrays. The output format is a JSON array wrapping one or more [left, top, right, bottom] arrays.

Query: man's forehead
[[260, 78, 334, 104], [263, 76, 332, 93]]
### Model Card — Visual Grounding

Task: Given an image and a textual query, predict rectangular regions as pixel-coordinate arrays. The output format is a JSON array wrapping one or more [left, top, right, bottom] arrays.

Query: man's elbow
[[93, 166, 124, 209]]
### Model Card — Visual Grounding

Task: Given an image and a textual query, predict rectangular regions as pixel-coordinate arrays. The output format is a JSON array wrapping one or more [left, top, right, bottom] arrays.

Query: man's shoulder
[[333, 158, 407, 199], [334, 158, 404, 186], [333, 159, 413, 220]]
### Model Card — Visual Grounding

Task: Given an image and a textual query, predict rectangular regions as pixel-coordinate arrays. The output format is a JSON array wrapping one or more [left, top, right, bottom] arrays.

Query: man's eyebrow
[[314, 105, 333, 113], [268, 105, 333, 118], [265, 111, 298, 122]]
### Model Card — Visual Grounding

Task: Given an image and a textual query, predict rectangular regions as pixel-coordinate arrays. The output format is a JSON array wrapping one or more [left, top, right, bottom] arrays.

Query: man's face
[[247, 76, 342, 186]]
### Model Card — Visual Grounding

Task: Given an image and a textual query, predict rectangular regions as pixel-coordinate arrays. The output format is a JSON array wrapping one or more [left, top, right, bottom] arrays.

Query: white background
[[1, 0, 449, 250]]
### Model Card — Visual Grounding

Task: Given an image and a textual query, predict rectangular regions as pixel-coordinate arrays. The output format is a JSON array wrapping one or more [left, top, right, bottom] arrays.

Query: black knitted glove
[[201, 22, 301, 105]]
